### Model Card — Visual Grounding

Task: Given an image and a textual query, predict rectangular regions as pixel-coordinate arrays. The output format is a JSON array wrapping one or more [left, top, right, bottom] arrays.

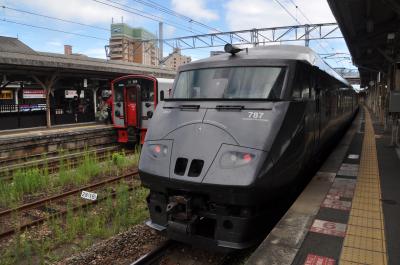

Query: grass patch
[[0, 167, 50, 207], [0, 184, 149, 265], [0, 147, 141, 208]]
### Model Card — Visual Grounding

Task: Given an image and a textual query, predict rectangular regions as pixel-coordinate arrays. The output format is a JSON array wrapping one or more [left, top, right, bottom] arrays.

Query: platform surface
[[247, 107, 400, 265], [0, 123, 113, 141]]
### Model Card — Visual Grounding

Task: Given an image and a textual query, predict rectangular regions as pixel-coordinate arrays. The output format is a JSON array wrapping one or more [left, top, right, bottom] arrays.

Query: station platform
[[0, 122, 110, 140], [247, 107, 400, 265], [0, 123, 116, 161]]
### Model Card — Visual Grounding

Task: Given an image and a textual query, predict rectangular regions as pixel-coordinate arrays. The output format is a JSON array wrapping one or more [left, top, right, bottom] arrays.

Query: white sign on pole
[[65, 90, 85, 99], [23, 89, 46, 99]]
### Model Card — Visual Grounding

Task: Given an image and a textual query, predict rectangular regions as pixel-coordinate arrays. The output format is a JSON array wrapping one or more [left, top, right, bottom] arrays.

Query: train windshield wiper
[[215, 105, 244, 111], [179, 104, 200, 110]]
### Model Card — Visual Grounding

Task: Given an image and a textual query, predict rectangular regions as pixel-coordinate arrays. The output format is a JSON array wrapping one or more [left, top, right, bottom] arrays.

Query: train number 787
[[248, 112, 265, 119]]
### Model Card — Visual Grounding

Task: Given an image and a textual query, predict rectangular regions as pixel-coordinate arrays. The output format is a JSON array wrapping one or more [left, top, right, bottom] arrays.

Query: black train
[[139, 44, 358, 249]]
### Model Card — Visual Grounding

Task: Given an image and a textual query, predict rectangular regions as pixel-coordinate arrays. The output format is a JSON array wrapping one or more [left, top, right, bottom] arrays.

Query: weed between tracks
[[0, 148, 140, 208], [0, 184, 149, 265]]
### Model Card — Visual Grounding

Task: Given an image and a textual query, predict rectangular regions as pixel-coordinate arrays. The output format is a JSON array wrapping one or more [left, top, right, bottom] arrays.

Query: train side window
[[292, 88, 301, 99], [292, 67, 310, 100], [292, 70, 302, 100], [310, 73, 316, 99], [301, 68, 311, 99], [301, 84, 310, 99], [160, 90, 164, 101]]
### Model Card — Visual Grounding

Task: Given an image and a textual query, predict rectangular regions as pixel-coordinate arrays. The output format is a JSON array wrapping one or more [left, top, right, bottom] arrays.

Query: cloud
[[164, 25, 176, 38], [82, 47, 107, 59], [46, 41, 63, 47], [225, 0, 336, 30], [171, 0, 219, 21], [10, 0, 138, 25]]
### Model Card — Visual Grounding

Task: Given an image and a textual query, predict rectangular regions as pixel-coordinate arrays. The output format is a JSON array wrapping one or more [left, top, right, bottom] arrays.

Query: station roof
[[328, 0, 400, 87], [0, 36, 36, 54], [0, 36, 175, 79]]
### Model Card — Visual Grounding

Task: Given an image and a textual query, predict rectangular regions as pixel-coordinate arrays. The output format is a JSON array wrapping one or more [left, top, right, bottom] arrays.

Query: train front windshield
[[172, 67, 286, 100]]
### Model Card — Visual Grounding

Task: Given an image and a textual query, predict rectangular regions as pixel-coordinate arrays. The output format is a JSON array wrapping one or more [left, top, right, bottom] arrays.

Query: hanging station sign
[[65, 90, 85, 99], [0, 90, 13, 100], [23, 89, 46, 99]]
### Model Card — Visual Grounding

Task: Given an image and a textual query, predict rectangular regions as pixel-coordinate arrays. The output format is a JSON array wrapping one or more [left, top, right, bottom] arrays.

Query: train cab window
[[127, 88, 137, 103], [171, 67, 286, 100]]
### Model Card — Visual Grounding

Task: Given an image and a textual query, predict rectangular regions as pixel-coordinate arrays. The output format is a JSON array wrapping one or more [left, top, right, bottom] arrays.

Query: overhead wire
[[93, 0, 207, 35], [1, 1, 208, 45], [0, 18, 108, 40], [127, 0, 251, 45], [273, 0, 345, 68], [135, 0, 223, 33], [286, 0, 347, 68], [1, 5, 109, 31]]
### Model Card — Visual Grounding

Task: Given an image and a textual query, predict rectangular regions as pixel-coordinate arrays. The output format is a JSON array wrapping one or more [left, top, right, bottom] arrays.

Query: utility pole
[[159, 22, 163, 64], [305, 25, 310, 47]]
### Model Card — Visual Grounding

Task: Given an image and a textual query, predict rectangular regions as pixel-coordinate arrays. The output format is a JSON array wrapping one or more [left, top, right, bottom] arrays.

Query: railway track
[[130, 240, 239, 265], [131, 240, 176, 265], [0, 145, 134, 179], [0, 169, 139, 239]]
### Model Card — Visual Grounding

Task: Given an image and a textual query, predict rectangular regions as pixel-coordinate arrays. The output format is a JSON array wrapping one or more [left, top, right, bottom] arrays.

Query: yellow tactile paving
[[339, 261, 364, 265], [348, 216, 382, 229], [346, 224, 383, 240], [350, 208, 382, 220], [353, 192, 380, 200], [340, 108, 388, 265], [343, 235, 384, 252], [341, 247, 386, 265]]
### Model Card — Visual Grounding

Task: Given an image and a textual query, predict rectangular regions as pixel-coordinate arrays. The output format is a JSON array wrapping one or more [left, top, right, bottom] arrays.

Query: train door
[[125, 84, 140, 129], [312, 69, 321, 155], [140, 79, 157, 130], [112, 84, 125, 128]]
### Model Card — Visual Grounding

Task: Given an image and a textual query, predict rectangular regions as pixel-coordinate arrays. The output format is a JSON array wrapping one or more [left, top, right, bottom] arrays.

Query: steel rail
[[0, 146, 133, 181], [0, 147, 134, 181], [0, 140, 116, 166], [0, 184, 138, 239], [130, 240, 176, 265], [0, 169, 138, 218]]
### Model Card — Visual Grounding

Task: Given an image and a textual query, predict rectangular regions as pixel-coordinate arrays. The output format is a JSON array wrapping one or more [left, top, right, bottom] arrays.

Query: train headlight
[[220, 151, 255, 168], [148, 144, 168, 159]]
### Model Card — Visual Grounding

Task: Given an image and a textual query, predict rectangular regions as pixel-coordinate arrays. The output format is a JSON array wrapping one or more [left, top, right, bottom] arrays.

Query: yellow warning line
[[340, 108, 388, 265]]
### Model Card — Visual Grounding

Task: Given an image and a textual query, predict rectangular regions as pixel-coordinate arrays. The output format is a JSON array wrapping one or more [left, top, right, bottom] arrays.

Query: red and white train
[[111, 75, 174, 144]]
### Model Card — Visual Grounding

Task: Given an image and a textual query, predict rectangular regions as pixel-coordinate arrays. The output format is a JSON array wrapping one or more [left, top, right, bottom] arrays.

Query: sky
[[0, 0, 355, 69]]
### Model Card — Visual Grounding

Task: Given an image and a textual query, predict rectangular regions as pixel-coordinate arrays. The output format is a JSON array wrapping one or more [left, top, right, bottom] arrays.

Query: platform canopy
[[328, 0, 400, 87], [0, 36, 176, 79], [0, 36, 176, 128]]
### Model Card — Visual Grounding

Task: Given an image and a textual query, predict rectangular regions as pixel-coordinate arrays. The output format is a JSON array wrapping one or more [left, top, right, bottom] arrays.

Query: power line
[[92, 0, 206, 35], [273, 0, 345, 67], [273, 0, 302, 24], [286, 0, 348, 67], [1, 18, 108, 41], [288, 0, 309, 24], [135, 0, 223, 33], [1, 5, 109, 31], [128, 0, 249, 45]]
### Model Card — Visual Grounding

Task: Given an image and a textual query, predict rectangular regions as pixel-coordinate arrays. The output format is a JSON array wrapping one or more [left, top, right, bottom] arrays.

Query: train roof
[[180, 45, 350, 87]]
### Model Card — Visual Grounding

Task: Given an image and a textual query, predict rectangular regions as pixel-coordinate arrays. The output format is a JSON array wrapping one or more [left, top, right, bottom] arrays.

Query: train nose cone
[[167, 123, 237, 183]]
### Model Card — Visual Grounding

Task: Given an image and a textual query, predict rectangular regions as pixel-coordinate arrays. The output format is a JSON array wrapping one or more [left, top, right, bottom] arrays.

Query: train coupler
[[167, 195, 193, 221]]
